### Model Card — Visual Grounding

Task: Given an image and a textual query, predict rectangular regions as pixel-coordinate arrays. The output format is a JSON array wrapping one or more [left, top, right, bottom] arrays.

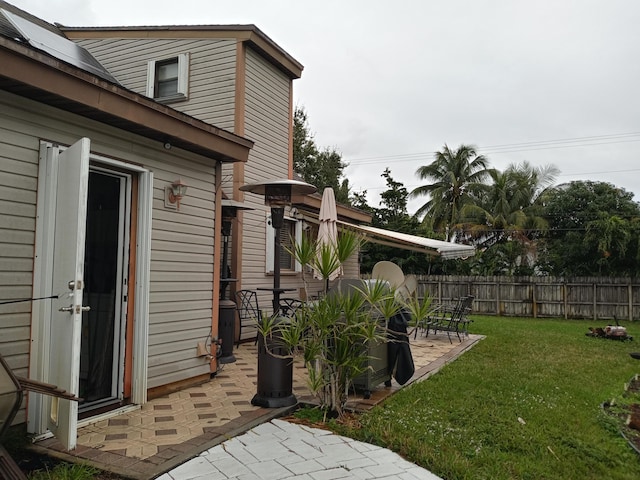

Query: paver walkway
[[159, 419, 442, 479], [32, 332, 482, 479]]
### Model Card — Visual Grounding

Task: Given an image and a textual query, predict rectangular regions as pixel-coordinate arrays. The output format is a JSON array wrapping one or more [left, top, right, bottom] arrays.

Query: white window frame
[[266, 213, 303, 273], [146, 53, 189, 102]]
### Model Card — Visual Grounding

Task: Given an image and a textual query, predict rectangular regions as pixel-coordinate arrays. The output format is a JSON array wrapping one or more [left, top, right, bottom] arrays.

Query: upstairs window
[[146, 53, 189, 102]]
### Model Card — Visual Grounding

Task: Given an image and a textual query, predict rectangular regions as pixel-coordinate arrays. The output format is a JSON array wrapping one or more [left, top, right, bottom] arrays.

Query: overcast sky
[[11, 0, 640, 213]]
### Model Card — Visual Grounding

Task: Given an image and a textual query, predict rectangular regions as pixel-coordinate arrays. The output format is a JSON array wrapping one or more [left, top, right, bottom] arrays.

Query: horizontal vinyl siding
[[239, 48, 299, 308], [243, 48, 290, 183], [75, 38, 237, 129], [0, 109, 41, 424], [220, 163, 235, 195], [342, 254, 360, 280], [0, 91, 217, 406], [147, 154, 216, 388], [0, 117, 38, 378]]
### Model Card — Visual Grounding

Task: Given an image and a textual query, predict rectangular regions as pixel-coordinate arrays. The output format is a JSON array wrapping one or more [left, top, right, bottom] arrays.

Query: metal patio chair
[[235, 290, 262, 347], [279, 297, 303, 317], [1, 354, 80, 479], [423, 295, 474, 343]]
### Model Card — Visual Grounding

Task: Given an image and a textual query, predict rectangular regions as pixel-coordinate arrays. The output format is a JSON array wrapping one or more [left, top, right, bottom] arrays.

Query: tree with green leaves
[[293, 106, 318, 171], [293, 106, 351, 204], [375, 168, 412, 226], [350, 189, 374, 215], [459, 161, 558, 274], [410, 144, 493, 241], [537, 181, 640, 276]]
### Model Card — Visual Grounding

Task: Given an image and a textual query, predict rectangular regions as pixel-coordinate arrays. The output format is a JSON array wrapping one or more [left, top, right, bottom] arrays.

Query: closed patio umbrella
[[314, 187, 340, 289]]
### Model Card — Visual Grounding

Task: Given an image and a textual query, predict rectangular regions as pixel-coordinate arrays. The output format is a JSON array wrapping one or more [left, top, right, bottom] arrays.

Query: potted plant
[[258, 230, 432, 417]]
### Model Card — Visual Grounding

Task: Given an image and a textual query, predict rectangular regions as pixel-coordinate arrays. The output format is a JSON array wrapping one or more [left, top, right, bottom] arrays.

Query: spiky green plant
[[268, 231, 433, 415]]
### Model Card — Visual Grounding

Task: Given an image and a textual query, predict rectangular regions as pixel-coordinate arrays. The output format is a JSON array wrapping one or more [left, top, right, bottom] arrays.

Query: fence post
[[593, 283, 597, 320], [629, 282, 633, 322], [563, 281, 568, 320], [532, 280, 537, 318]]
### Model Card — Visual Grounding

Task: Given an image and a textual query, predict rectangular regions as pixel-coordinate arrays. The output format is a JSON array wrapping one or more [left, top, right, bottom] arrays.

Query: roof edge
[[0, 36, 253, 162], [61, 24, 303, 79]]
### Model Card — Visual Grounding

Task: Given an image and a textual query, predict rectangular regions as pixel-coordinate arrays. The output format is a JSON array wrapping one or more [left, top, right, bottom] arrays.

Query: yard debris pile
[[602, 375, 640, 457], [586, 324, 633, 341]]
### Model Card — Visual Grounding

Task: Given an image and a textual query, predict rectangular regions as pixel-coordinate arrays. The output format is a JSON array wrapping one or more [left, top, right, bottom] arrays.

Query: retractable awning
[[339, 222, 475, 260]]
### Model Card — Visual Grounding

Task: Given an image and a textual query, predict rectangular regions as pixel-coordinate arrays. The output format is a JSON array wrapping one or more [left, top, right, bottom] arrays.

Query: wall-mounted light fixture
[[165, 178, 188, 210]]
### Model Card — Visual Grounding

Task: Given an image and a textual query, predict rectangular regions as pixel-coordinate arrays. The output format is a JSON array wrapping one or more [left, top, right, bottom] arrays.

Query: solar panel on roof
[[0, 8, 25, 41], [0, 8, 119, 84]]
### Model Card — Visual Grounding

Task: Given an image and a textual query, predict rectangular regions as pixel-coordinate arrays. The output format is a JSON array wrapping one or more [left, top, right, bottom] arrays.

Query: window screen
[[155, 58, 179, 97], [279, 220, 296, 271]]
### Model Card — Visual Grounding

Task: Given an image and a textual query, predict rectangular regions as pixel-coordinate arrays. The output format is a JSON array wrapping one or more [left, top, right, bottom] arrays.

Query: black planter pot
[[251, 318, 296, 408]]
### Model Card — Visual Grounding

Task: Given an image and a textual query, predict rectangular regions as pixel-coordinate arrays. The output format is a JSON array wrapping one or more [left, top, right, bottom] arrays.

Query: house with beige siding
[[1, 0, 475, 456], [0, 1, 255, 450], [62, 23, 371, 341], [0, 0, 374, 453]]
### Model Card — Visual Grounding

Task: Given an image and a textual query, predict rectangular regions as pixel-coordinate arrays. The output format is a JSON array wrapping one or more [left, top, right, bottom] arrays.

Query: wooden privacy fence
[[415, 275, 640, 321]]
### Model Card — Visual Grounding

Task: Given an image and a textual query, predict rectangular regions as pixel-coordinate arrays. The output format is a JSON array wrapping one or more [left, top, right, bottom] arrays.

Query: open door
[[47, 138, 90, 450]]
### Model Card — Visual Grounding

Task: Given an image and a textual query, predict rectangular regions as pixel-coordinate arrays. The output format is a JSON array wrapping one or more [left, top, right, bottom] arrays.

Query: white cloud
[[10, 0, 640, 213]]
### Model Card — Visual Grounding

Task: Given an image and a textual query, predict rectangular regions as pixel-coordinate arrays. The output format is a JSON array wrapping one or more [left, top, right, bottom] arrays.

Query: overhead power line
[[345, 132, 640, 166], [358, 166, 640, 192]]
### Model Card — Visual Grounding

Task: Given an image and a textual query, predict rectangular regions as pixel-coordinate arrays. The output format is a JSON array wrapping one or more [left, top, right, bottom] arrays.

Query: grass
[[334, 315, 640, 480], [28, 463, 100, 480], [3, 425, 121, 479]]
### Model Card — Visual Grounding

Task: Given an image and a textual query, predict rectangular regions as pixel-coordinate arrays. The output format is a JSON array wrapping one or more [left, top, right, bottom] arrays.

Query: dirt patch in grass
[[283, 406, 363, 432]]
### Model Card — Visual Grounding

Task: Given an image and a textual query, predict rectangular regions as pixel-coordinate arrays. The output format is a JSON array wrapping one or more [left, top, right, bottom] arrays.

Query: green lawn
[[336, 316, 640, 479]]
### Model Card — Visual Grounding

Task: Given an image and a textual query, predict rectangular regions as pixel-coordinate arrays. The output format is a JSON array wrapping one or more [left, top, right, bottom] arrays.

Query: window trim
[[266, 213, 303, 273], [146, 53, 189, 102]]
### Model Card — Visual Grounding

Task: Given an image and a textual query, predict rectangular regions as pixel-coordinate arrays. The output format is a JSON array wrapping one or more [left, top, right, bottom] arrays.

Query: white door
[[47, 138, 90, 450]]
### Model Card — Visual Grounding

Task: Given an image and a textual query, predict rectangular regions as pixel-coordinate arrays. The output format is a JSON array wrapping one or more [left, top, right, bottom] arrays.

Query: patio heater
[[218, 198, 253, 364], [239, 179, 316, 407]]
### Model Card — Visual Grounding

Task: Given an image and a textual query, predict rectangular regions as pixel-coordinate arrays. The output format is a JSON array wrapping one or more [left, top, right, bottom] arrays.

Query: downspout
[[288, 78, 294, 179], [212, 161, 223, 372]]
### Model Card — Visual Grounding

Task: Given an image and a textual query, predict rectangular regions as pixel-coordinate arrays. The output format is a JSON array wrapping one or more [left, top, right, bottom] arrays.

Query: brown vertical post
[[629, 282, 633, 321], [211, 162, 223, 372]]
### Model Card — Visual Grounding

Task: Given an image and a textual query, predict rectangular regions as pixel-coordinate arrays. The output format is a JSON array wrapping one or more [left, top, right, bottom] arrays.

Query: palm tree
[[460, 168, 528, 246], [410, 144, 493, 241], [465, 161, 558, 241], [461, 161, 558, 272], [508, 161, 558, 237]]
